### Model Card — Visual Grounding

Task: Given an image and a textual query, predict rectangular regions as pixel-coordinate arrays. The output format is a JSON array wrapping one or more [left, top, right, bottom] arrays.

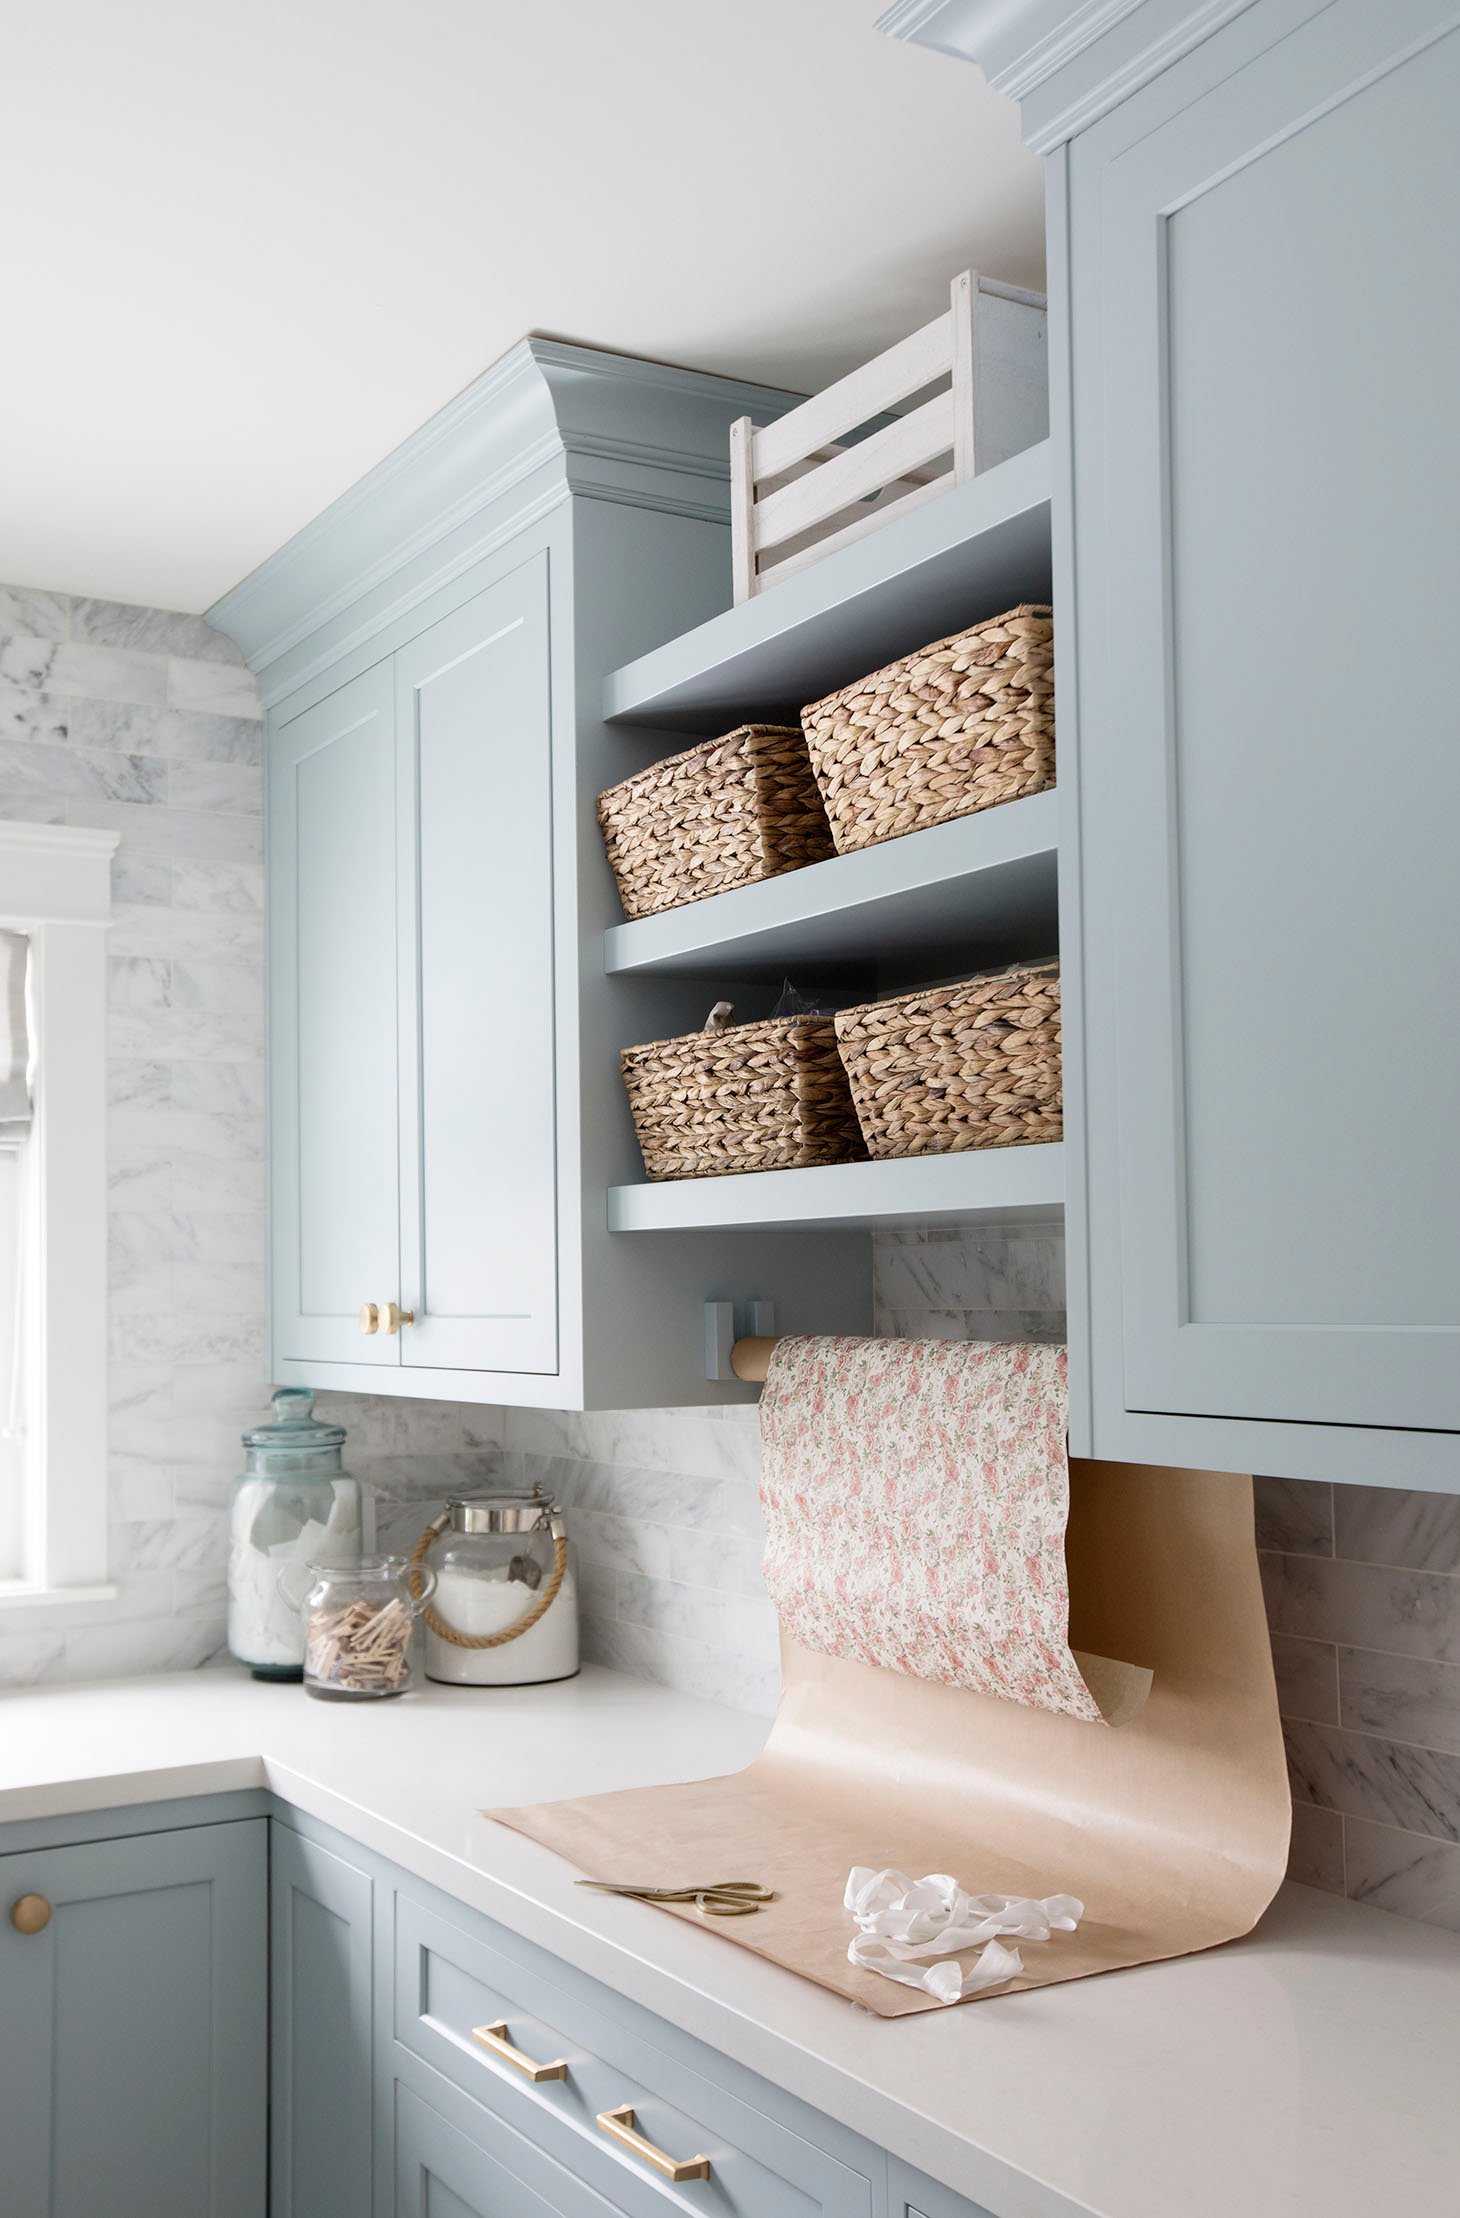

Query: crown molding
[[878, 0, 1256, 148], [207, 337, 800, 682]]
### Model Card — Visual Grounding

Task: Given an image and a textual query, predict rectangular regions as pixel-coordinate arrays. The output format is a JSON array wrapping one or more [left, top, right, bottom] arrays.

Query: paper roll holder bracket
[[704, 1300, 780, 1383]]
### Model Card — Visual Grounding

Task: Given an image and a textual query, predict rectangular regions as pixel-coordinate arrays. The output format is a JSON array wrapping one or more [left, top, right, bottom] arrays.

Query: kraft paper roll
[[489, 1344, 1289, 2016]]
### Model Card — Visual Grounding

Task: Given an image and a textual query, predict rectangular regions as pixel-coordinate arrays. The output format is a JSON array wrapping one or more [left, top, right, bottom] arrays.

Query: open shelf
[[604, 791, 1058, 983], [607, 1144, 1064, 1234], [604, 442, 1052, 732]]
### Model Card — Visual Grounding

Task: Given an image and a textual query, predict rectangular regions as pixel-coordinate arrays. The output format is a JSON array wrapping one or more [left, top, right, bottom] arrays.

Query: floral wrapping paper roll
[[759, 1336, 1104, 1723]]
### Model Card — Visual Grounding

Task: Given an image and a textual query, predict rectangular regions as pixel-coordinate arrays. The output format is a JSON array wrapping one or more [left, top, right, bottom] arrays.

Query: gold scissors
[[576, 1878, 776, 1917]]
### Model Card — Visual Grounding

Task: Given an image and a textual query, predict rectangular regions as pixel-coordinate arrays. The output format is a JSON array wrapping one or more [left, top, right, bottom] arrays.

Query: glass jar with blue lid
[[227, 1388, 367, 1680]]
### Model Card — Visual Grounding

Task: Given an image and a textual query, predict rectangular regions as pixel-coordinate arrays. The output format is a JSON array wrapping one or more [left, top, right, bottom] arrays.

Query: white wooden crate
[[729, 270, 1047, 603]]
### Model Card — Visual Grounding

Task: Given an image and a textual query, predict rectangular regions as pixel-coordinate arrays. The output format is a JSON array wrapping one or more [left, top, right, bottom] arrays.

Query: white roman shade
[[0, 931, 30, 1130]]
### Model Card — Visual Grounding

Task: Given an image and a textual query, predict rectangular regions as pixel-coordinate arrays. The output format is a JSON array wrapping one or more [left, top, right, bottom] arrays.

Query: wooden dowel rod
[[730, 1335, 781, 1383]]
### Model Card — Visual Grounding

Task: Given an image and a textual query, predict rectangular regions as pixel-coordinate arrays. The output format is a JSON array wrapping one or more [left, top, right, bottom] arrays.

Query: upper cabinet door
[[1072, 0, 1460, 1435], [271, 661, 401, 1367], [394, 555, 559, 1375]]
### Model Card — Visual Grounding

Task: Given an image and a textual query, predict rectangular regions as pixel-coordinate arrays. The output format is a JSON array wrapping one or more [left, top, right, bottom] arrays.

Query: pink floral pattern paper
[[759, 1336, 1104, 1724]]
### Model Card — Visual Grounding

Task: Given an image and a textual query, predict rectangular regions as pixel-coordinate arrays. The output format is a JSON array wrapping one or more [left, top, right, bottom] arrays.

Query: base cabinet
[[0, 1797, 995, 2218], [270, 1819, 376, 2218], [0, 1817, 267, 2218], [395, 2079, 629, 2218]]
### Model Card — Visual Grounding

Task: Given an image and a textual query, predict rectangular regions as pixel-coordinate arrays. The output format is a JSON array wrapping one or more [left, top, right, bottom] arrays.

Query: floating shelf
[[604, 792, 1058, 983], [607, 1145, 1064, 1234], [604, 441, 1052, 732]]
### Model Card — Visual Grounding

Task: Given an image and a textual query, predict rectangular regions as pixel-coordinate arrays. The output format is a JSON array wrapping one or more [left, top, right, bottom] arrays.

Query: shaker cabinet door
[[0, 1819, 267, 2218], [270, 1821, 375, 2218], [271, 659, 402, 1367], [394, 555, 559, 1375], [1069, 0, 1460, 1451]]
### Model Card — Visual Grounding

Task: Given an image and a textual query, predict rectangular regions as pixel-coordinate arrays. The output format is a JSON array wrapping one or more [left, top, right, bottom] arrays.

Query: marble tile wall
[[500, 1405, 779, 1714], [1258, 1474, 1460, 1932], [0, 582, 501, 1683]]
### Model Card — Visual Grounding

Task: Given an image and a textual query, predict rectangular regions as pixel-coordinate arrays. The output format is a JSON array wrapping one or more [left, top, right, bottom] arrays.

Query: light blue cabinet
[[270, 1819, 375, 2218], [395, 2079, 625, 2218], [394, 559, 558, 1374], [0, 1796, 995, 2218], [0, 1816, 267, 2218], [1066, 0, 1460, 1484], [218, 339, 872, 1409], [270, 661, 401, 1369], [891, 0, 1460, 1487], [271, 557, 561, 1380]]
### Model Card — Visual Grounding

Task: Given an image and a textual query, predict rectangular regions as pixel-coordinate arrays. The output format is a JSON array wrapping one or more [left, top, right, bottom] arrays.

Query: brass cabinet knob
[[10, 1894, 51, 1935], [380, 1302, 414, 1335], [358, 1302, 381, 1335]]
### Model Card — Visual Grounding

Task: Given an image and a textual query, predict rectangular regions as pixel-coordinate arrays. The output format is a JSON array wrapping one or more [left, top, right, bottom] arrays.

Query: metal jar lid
[[445, 1484, 557, 1535]]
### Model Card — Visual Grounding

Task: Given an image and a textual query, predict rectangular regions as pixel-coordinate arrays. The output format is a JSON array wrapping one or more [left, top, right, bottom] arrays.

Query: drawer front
[[392, 1889, 873, 2218], [395, 2077, 622, 2218]]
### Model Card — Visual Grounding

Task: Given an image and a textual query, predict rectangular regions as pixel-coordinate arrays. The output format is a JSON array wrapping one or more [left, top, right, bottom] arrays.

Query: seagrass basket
[[834, 962, 1061, 1159], [598, 725, 834, 921], [800, 606, 1055, 855], [622, 1013, 866, 1181]]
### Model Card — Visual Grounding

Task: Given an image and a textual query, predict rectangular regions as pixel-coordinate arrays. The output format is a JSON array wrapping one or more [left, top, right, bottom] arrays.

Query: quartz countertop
[[1, 1664, 1455, 2218]]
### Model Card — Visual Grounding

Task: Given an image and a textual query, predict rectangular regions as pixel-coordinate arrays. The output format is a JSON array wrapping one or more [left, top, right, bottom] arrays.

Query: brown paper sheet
[[488, 1461, 1290, 2016]]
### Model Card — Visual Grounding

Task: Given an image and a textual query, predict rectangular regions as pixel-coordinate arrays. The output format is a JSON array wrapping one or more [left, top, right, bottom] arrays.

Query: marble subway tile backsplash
[[1259, 1474, 1460, 1932], [0, 582, 501, 1685], [501, 1406, 780, 1715]]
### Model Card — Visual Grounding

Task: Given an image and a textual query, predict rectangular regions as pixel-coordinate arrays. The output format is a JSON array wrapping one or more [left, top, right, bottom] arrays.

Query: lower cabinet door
[[395, 2078, 626, 2218], [0, 1817, 267, 2218], [270, 1819, 375, 2218]]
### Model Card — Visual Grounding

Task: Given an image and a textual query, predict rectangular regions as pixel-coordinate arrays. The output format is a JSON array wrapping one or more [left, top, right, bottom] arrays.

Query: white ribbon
[[844, 1868, 1083, 2005]]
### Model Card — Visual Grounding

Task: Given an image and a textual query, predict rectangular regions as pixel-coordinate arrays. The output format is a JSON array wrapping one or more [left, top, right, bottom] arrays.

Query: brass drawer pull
[[10, 1894, 51, 1935], [595, 2104, 711, 2183], [471, 2021, 568, 2083]]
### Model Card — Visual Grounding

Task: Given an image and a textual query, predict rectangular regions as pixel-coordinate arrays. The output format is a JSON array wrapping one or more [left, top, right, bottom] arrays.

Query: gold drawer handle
[[471, 2021, 568, 2084], [595, 2104, 711, 2184], [10, 1894, 51, 1935]]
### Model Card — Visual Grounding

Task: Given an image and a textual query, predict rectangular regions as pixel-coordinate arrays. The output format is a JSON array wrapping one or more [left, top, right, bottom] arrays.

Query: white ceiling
[[1, 0, 1042, 615]]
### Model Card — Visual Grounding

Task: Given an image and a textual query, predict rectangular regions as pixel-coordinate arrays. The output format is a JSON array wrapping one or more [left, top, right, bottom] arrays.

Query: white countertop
[[1, 1665, 1456, 2218]]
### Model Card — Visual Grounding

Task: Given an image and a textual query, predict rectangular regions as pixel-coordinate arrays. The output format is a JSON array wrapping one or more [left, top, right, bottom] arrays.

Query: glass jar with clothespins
[[287, 1556, 438, 1701]]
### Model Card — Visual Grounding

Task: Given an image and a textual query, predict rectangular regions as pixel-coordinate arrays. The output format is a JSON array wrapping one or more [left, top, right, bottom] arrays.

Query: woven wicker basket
[[598, 726, 834, 922], [800, 606, 1055, 855], [834, 962, 1061, 1159], [622, 1014, 866, 1182]]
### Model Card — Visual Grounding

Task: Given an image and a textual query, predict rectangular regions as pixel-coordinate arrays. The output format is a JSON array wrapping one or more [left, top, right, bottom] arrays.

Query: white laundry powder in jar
[[426, 1559, 579, 1686]]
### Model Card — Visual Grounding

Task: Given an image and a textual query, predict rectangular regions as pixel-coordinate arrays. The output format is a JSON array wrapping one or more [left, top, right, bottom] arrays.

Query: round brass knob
[[358, 1302, 381, 1335], [10, 1894, 51, 1935], [380, 1302, 415, 1336]]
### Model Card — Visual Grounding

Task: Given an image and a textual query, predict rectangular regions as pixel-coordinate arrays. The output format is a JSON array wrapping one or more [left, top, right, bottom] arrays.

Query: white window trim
[[0, 821, 120, 1610]]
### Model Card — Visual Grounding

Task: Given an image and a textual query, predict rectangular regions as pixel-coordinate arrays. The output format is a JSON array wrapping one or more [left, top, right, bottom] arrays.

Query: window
[[0, 822, 119, 1603], [0, 1113, 36, 1581]]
